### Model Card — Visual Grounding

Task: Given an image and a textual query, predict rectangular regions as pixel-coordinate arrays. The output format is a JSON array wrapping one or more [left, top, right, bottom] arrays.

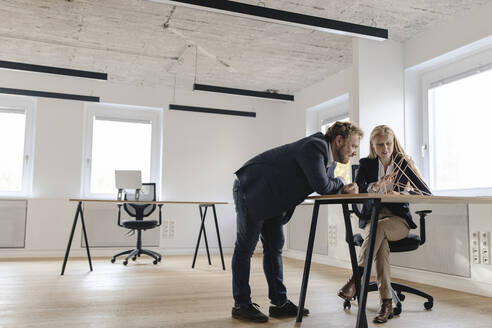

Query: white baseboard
[[390, 265, 492, 298], [0, 247, 234, 259], [285, 249, 492, 298]]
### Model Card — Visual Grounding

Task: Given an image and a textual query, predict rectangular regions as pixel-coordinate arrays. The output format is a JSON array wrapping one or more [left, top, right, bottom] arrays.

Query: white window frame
[[320, 114, 350, 134], [0, 95, 36, 198], [421, 47, 492, 195], [81, 102, 162, 199], [306, 93, 350, 136]]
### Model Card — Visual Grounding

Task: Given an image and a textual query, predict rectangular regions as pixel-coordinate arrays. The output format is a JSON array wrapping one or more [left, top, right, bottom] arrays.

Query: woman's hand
[[373, 174, 394, 191]]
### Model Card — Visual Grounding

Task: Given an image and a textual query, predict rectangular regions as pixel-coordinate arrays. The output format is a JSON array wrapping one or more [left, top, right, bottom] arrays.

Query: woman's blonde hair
[[368, 125, 424, 181], [368, 125, 405, 159]]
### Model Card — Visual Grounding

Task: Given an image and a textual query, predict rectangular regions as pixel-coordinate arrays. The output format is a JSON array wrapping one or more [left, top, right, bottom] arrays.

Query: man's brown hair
[[324, 121, 363, 143]]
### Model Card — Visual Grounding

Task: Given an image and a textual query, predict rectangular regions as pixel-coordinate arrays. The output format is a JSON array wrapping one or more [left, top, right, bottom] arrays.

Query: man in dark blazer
[[231, 122, 364, 322]]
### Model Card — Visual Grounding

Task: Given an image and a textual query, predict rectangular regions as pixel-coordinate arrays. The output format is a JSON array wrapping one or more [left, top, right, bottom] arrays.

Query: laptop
[[115, 170, 142, 190]]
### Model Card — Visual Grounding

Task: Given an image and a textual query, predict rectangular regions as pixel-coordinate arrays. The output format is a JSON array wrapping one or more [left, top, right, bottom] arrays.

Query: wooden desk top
[[307, 193, 492, 204], [69, 199, 228, 205]]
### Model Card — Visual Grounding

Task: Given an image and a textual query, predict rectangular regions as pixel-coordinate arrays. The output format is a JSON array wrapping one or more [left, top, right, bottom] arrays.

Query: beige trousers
[[357, 207, 409, 300]]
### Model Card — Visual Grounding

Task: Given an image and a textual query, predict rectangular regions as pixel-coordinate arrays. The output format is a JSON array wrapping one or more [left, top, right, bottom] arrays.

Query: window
[[82, 103, 162, 197], [427, 66, 492, 192], [320, 117, 351, 183], [0, 95, 36, 197], [320, 116, 350, 135]]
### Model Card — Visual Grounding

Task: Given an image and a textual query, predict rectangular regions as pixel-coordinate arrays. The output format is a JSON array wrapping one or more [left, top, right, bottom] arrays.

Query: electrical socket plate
[[481, 231, 490, 265], [472, 231, 480, 264], [162, 220, 175, 240]]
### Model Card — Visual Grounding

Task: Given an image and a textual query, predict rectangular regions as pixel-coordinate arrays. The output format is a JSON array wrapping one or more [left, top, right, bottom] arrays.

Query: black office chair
[[345, 165, 434, 315], [111, 183, 163, 265]]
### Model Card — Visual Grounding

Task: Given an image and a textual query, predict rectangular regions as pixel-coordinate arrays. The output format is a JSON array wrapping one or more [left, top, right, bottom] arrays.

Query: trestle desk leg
[[212, 205, 226, 270], [355, 200, 381, 328], [200, 206, 212, 265], [79, 204, 93, 272], [296, 202, 320, 322], [61, 202, 82, 275], [342, 204, 362, 301], [192, 205, 210, 268]]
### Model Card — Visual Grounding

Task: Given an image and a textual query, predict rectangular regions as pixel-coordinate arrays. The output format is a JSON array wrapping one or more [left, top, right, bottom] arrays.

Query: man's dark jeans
[[231, 178, 288, 306]]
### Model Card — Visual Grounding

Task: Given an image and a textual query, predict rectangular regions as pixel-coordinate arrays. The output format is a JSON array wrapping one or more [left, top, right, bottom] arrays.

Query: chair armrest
[[415, 210, 432, 245], [350, 203, 363, 218], [157, 204, 163, 227], [117, 204, 123, 227]]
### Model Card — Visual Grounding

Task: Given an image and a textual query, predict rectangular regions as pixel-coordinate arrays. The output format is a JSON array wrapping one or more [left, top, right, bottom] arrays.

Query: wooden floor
[[0, 255, 490, 328]]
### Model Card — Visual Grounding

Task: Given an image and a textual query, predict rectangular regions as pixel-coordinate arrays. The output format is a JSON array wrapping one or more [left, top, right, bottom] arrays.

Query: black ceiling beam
[[0, 87, 100, 102], [0, 60, 108, 80], [154, 0, 388, 40], [169, 104, 255, 117], [193, 83, 294, 101]]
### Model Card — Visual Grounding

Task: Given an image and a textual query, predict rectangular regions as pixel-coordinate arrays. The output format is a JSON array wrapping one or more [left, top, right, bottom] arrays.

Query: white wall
[[404, 1, 492, 69], [281, 67, 353, 143], [0, 68, 289, 258], [353, 38, 405, 157], [305, 93, 349, 137]]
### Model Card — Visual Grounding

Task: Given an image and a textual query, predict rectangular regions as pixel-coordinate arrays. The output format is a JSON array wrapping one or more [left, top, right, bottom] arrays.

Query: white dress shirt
[[368, 159, 394, 194]]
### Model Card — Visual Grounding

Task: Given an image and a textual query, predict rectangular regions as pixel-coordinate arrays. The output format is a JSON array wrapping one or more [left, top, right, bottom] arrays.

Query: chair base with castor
[[343, 280, 434, 315], [111, 228, 162, 265]]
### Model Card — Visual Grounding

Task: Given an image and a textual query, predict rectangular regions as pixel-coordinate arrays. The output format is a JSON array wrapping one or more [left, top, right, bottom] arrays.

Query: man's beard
[[336, 147, 349, 164]]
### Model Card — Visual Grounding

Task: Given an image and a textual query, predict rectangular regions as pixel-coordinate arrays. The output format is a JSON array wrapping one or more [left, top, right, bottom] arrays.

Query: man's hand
[[342, 183, 359, 194]]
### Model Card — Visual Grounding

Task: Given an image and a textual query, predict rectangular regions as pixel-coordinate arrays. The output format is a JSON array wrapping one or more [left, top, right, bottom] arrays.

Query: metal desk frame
[[296, 196, 380, 328], [61, 199, 227, 275], [295, 193, 492, 328]]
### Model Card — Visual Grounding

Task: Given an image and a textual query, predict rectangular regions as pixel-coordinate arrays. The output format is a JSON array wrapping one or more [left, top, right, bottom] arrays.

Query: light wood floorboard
[[0, 255, 490, 328]]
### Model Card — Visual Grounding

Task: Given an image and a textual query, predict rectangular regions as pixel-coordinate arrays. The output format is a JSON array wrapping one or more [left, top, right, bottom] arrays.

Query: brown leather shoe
[[373, 298, 393, 323], [337, 275, 356, 301]]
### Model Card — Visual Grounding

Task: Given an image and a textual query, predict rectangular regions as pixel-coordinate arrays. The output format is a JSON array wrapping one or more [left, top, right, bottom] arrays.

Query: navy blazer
[[235, 133, 344, 221], [356, 156, 431, 229]]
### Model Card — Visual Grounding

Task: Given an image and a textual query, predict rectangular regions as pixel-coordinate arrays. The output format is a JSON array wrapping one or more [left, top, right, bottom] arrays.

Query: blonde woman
[[337, 125, 431, 323]]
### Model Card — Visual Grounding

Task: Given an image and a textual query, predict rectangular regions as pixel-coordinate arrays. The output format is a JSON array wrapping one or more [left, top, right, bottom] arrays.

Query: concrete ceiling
[[0, 0, 488, 94]]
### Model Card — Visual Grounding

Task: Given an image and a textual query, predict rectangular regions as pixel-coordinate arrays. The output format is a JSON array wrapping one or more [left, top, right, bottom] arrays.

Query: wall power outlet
[[162, 220, 175, 239], [472, 231, 480, 264], [481, 231, 490, 265]]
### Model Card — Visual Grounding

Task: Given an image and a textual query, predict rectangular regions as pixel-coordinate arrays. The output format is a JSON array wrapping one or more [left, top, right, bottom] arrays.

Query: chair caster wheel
[[153, 260, 158, 265], [424, 301, 433, 310], [110, 258, 115, 263], [343, 300, 351, 310], [393, 306, 402, 315], [132, 257, 137, 261], [398, 293, 405, 301], [158, 257, 162, 262], [123, 260, 128, 265]]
